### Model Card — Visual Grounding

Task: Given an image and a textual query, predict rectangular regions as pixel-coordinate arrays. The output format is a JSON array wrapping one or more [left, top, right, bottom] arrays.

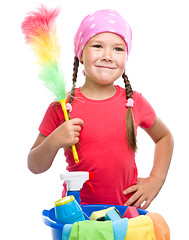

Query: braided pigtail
[[67, 56, 79, 151], [67, 56, 79, 119], [122, 72, 137, 152], [69, 56, 79, 104]]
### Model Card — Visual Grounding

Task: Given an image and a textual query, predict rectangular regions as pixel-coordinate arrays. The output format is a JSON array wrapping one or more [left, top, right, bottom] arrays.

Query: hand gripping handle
[[59, 99, 79, 163]]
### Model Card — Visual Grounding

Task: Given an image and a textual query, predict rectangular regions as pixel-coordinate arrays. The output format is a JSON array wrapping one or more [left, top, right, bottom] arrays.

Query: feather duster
[[21, 5, 79, 163], [21, 5, 66, 101]]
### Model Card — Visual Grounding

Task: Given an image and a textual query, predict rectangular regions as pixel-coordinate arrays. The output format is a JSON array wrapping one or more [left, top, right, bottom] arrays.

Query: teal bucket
[[42, 204, 147, 240]]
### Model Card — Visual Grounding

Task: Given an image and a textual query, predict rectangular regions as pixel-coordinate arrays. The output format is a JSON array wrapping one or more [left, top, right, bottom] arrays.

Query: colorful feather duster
[[21, 5, 79, 163], [21, 5, 66, 101]]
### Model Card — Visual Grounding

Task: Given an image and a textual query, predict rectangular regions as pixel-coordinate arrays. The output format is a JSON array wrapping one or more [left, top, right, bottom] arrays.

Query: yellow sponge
[[90, 207, 115, 221]]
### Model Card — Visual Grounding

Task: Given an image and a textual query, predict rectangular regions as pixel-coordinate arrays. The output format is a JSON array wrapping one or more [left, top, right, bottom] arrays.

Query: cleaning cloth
[[62, 224, 72, 240], [112, 218, 129, 240], [68, 220, 114, 240], [125, 215, 155, 240], [147, 212, 170, 240], [64, 218, 128, 240]]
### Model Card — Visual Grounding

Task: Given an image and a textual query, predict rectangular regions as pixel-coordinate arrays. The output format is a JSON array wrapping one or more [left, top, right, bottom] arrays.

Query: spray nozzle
[[60, 171, 94, 192], [86, 172, 95, 192]]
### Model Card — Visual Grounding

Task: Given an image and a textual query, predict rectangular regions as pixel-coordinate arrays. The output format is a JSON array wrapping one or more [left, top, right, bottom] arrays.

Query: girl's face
[[81, 32, 127, 86]]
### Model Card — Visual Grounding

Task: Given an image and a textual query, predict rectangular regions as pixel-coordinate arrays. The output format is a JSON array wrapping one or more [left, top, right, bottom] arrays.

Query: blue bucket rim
[[42, 204, 147, 230]]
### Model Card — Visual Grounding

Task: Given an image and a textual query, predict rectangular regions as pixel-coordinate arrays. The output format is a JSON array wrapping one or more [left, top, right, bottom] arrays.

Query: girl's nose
[[101, 48, 113, 61]]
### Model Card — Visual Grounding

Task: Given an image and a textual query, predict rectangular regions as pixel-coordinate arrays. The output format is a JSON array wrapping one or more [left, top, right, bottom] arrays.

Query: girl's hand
[[50, 118, 84, 150], [123, 176, 164, 209]]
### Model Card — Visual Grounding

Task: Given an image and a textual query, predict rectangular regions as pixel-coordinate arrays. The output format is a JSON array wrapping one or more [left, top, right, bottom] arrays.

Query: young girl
[[28, 9, 174, 209]]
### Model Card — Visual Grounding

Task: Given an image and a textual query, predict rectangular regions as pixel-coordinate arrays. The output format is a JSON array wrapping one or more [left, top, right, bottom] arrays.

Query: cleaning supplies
[[125, 215, 156, 240], [105, 208, 122, 221], [63, 218, 129, 240], [55, 196, 85, 224], [68, 220, 115, 240], [90, 207, 115, 221], [146, 212, 170, 240], [21, 5, 79, 163], [60, 171, 94, 205], [122, 206, 140, 219]]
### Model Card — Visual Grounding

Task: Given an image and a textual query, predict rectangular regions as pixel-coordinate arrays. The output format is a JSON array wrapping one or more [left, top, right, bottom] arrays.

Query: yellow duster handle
[[59, 99, 79, 163]]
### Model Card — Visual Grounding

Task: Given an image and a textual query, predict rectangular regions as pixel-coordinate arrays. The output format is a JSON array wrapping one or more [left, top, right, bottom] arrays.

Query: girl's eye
[[114, 47, 123, 52], [92, 44, 102, 49]]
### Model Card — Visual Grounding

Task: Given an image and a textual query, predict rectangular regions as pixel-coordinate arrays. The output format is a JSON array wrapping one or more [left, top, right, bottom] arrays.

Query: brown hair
[[68, 56, 137, 152], [69, 56, 79, 105], [122, 72, 137, 151]]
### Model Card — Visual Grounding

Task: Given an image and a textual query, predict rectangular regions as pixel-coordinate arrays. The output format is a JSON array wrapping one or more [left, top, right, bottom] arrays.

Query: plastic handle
[[59, 99, 79, 163]]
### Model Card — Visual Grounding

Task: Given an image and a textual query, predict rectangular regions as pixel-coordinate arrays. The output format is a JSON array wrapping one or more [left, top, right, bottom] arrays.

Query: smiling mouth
[[96, 65, 116, 69]]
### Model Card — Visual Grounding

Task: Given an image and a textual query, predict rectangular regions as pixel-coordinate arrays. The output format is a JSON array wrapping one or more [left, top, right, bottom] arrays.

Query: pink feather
[[21, 4, 60, 43]]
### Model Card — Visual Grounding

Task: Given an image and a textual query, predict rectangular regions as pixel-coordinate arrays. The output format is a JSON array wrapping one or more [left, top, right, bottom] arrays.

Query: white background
[[1, 0, 188, 239]]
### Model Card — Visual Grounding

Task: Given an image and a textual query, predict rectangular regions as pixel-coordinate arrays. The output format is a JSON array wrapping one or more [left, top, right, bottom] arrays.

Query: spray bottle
[[60, 171, 94, 205]]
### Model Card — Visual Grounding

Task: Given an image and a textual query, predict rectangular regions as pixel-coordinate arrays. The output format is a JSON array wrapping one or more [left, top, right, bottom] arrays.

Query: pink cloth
[[39, 86, 156, 205], [74, 9, 132, 61]]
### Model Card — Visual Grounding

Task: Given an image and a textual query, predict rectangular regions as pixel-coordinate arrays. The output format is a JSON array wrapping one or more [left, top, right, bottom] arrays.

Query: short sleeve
[[134, 92, 156, 129], [39, 102, 64, 136]]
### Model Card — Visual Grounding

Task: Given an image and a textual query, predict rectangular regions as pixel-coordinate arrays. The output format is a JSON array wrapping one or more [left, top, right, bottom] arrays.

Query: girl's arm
[[28, 118, 84, 174], [123, 117, 174, 209]]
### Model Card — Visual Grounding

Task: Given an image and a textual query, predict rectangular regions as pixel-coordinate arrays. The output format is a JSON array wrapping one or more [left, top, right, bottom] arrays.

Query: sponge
[[90, 207, 115, 221], [105, 208, 122, 222], [122, 206, 139, 219]]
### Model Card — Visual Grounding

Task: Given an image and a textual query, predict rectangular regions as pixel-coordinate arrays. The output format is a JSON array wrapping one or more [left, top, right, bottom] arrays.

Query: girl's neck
[[80, 82, 117, 100]]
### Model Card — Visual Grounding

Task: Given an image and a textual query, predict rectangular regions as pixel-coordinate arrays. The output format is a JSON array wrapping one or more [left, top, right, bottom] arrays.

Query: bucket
[[42, 204, 147, 240]]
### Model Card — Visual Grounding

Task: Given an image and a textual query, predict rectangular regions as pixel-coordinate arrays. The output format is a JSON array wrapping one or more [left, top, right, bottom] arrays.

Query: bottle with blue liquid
[[55, 171, 94, 224]]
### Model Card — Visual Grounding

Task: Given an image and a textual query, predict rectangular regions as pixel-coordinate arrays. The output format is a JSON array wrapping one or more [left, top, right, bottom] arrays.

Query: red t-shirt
[[39, 85, 156, 205]]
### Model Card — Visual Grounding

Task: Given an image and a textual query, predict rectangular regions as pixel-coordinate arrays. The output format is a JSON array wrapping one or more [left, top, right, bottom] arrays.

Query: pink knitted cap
[[74, 9, 132, 61]]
